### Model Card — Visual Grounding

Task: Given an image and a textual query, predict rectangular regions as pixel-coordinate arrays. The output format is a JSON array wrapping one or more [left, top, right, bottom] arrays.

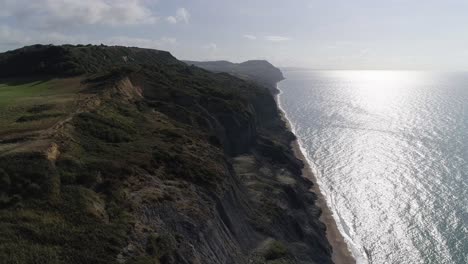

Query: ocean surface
[[277, 70, 467, 264]]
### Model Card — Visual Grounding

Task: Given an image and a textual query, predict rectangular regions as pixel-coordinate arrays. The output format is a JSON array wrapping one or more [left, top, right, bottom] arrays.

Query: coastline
[[275, 87, 356, 264], [1, 46, 342, 263], [290, 141, 356, 264]]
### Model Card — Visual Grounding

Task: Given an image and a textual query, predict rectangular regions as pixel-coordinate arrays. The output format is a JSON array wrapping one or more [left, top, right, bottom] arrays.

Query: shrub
[[0, 169, 11, 190], [263, 240, 288, 260], [74, 112, 135, 143], [27, 104, 55, 114], [16, 113, 63, 123], [146, 233, 177, 260]]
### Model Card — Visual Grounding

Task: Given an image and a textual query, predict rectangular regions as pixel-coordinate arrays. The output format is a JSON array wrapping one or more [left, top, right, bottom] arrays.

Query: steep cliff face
[[0, 45, 331, 264], [184, 60, 285, 94]]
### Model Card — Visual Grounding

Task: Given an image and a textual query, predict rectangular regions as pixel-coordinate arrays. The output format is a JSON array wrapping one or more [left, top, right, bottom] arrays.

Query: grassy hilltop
[[0, 45, 331, 264]]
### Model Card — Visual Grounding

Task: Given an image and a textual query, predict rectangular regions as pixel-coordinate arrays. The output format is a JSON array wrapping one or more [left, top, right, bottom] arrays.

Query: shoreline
[[275, 87, 356, 264], [290, 141, 356, 264]]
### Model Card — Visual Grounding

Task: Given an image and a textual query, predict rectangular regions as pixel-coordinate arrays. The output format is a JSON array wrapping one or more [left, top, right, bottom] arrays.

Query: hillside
[[0, 45, 331, 264], [183, 60, 284, 94], [0, 44, 182, 77]]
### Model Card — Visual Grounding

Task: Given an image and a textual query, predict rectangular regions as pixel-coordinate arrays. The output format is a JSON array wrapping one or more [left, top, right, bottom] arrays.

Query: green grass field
[[0, 77, 84, 136]]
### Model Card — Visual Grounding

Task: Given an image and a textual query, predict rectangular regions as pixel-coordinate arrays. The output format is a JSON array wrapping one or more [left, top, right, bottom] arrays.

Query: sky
[[1, 0, 468, 70]]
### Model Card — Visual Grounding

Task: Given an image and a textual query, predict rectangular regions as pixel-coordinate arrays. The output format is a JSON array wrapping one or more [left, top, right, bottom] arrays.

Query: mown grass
[[0, 77, 83, 135]]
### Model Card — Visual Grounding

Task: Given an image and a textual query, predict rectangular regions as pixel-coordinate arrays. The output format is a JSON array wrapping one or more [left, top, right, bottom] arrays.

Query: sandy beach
[[276, 92, 356, 264], [290, 140, 356, 264]]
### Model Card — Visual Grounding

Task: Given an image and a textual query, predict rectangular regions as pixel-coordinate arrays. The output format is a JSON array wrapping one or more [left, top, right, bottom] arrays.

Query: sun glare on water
[[332, 71, 424, 113]]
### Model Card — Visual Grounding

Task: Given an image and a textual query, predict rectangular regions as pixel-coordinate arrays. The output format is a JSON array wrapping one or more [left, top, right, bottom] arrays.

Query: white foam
[[276, 82, 369, 264]]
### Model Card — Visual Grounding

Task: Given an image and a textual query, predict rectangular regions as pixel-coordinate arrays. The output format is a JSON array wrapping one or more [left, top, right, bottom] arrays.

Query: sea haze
[[278, 70, 468, 264]]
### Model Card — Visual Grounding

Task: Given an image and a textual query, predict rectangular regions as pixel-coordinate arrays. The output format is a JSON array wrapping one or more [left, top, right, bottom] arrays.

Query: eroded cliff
[[0, 45, 331, 264]]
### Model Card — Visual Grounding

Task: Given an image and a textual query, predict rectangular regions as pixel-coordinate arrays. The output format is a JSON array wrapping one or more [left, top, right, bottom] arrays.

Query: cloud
[[243, 34, 257, 40], [106, 36, 177, 49], [0, 26, 113, 52], [0, 25, 81, 46], [265, 36, 291, 42], [0, 26, 26, 45], [358, 48, 370, 57], [166, 8, 190, 24], [203, 43, 217, 52], [200, 43, 221, 60], [0, 0, 158, 28], [0, 25, 176, 52], [166, 16, 177, 24]]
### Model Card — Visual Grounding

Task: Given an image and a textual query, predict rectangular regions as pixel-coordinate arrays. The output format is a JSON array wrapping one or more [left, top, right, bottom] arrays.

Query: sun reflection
[[334, 71, 422, 113]]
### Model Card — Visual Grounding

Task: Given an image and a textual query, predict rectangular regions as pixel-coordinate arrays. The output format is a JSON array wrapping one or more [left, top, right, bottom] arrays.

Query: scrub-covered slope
[[0, 45, 331, 264]]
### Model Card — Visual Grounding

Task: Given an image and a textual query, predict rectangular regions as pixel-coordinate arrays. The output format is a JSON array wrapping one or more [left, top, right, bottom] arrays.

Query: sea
[[277, 70, 467, 264]]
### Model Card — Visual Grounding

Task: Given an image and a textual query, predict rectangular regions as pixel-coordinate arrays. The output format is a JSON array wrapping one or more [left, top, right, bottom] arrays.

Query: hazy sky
[[1, 0, 468, 69]]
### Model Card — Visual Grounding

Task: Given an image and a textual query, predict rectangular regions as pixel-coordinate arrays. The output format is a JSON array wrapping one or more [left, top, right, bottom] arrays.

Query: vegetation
[[0, 45, 330, 264], [183, 60, 284, 93], [0, 77, 83, 136], [263, 240, 289, 260], [0, 70, 230, 262], [0, 44, 182, 78]]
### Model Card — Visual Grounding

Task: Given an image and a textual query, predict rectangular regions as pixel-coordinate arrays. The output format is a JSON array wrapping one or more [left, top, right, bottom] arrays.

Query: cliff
[[0, 45, 331, 264], [183, 60, 285, 94]]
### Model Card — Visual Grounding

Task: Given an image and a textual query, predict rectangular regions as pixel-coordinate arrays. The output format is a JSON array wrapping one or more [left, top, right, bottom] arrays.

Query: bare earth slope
[[0, 45, 332, 264]]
